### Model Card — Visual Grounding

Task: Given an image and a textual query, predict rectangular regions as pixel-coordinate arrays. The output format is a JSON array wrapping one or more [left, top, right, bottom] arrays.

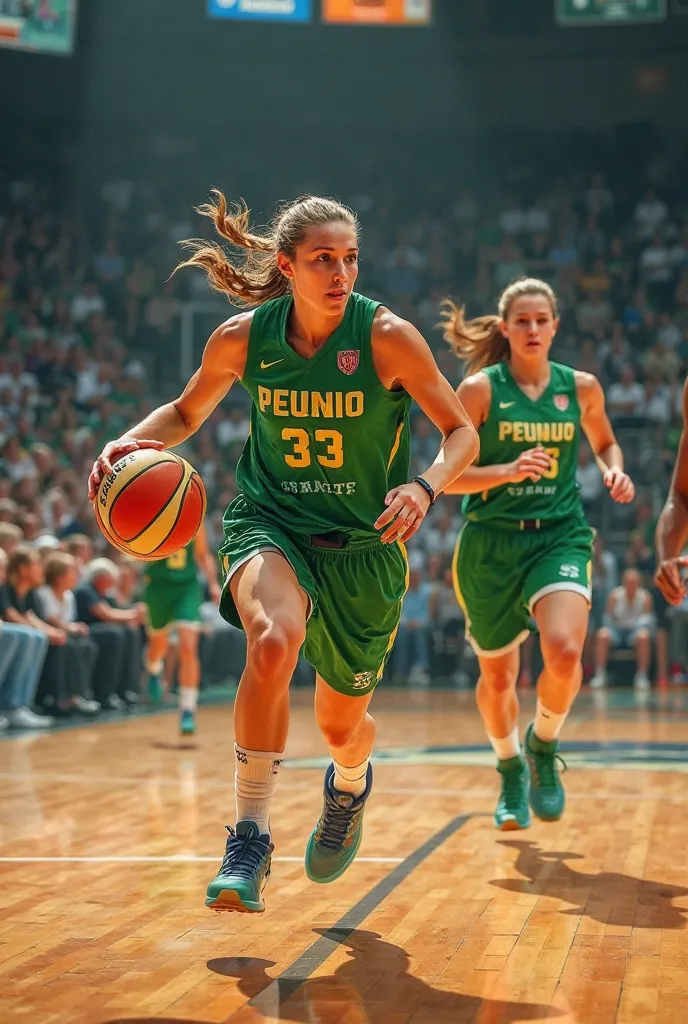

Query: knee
[[542, 634, 582, 678], [635, 628, 650, 643], [596, 627, 611, 642], [318, 715, 368, 751], [178, 632, 199, 661], [245, 617, 305, 682], [478, 669, 516, 696]]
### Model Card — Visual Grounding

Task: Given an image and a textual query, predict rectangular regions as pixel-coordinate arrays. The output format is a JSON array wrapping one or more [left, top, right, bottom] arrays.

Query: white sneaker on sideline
[[6, 707, 54, 729], [634, 672, 651, 693], [589, 672, 607, 690]]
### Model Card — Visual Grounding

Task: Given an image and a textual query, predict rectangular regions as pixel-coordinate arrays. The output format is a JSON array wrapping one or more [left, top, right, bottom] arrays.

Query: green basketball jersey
[[235, 292, 412, 536], [145, 540, 198, 584], [463, 361, 584, 524]]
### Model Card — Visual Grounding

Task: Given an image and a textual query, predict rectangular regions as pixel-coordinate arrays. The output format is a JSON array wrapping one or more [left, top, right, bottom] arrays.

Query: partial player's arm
[[655, 378, 688, 605], [88, 313, 252, 499], [194, 522, 222, 604], [371, 311, 480, 543], [576, 371, 634, 504], [444, 373, 553, 495]]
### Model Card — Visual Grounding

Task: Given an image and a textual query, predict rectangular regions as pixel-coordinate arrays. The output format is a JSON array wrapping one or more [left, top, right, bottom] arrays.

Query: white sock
[[145, 658, 163, 676], [533, 699, 568, 743], [487, 727, 521, 762], [179, 687, 198, 712], [235, 744, 283, 836], [332, 757, 369, 798]]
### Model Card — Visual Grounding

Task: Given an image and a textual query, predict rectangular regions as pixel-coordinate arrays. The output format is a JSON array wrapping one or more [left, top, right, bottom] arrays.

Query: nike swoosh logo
[[499, 401, 516, 409], [260, 359, 284, 370]]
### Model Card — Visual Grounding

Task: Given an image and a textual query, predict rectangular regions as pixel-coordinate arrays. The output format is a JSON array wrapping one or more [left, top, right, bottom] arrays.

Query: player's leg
[[172, 583, 205, 734], [453, 525, 532, 830], [476, 649, 531, 830], [303, 538, 406, 883], [143, 582, 173, 704], [523, 522, 593, 822], [527, 590, 589, 822], [632, 627, 652, 692], [206, 550, 310, 914], [590, 625, 614, 689], [177, 626, 201, 735], [306, 677, 376, 883]]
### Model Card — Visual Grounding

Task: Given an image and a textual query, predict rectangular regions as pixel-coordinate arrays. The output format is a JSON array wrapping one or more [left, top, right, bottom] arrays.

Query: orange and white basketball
[[93, 448, 206, 561]]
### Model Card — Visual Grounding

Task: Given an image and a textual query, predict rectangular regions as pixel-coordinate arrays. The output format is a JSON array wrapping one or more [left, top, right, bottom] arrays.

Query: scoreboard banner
[[0, 0, 76, 54], [556, 0, 666, 25], [322, 0, 431, 25], [207, 0, 312, 21]]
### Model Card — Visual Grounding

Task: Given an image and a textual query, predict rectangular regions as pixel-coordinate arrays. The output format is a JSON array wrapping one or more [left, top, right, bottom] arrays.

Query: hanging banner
[[207, 0, 312, 22], [0, 0, 77, 55], [322, 0, 431, 25]]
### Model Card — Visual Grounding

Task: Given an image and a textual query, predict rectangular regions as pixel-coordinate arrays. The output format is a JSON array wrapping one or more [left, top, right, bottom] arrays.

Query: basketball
[[93, 448, 207, 561]]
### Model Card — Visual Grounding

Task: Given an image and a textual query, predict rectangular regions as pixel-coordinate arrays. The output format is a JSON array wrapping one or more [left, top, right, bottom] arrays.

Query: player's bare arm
[[444, 373, 552, 495], [655, 378, 688, 605], [576, 371, 634, 504], [371, 309, 480, 543], [87, 313, 252, 498], [194, 522, 222, 604]]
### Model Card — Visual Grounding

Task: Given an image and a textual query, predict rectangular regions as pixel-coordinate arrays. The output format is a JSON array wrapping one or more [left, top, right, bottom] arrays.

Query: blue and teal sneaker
[[525, 722, 566, 822], [205, 821, 273, 914], [147, 672, 163, 705], [180, 710, 196, 736], [305, 763, 372, 884], [494, 755, 531, 831]]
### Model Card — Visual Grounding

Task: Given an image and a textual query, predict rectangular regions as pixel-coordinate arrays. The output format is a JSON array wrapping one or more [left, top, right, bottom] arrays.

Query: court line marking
[[0, 855, 403, 865], [232, 812, 476, 1018], [0, 772, 686, 800]]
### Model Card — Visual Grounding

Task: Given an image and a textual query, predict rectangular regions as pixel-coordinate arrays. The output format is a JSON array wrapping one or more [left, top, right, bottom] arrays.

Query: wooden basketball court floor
[[1, 686, 688, 1024]]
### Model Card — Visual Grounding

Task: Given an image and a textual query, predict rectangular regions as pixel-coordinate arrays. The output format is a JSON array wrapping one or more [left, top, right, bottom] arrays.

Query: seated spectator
[[639, 232, 673, 310], [590, 569, 654, 692], [634, 189, 668, 240], [429, 564, 467, 686], [0, 547, 50, 729], [392, 569, 431, 686], [63, 534, 93, 579], [642, 379, 670, 426], [642, 339, 680, 384], [36, 552, 100, 716], [576, 291, 613, 338], [0, 523, 23, 557], [0, 545, 64, 727], [576, 444, 603, 525], [75, 558, 146, 708], [606, 365, 644, 425]]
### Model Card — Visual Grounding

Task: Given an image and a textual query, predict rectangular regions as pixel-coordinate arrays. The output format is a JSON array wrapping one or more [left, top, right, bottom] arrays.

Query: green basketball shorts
[[144, 580, 204, 633], [218, 495, 409, 696], [452, 516, 594, 657]]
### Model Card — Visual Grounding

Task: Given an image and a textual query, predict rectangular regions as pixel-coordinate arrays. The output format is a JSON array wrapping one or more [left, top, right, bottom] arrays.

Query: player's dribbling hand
[[375, 482, 431, 544], [603, 467, 635, 504], [87, 435, 165, 501], [655, 556, 688, 606], [509, 446, 552, 484]]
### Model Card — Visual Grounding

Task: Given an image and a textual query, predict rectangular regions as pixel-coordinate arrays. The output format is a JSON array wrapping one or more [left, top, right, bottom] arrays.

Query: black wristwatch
[[413, 475, 436, 505]]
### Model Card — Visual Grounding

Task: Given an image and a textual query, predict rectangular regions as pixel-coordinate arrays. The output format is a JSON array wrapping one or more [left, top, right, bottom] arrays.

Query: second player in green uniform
[[442, 277, 635, 831]]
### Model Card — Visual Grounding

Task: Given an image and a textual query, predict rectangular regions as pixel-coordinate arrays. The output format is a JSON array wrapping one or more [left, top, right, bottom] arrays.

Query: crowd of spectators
[[2, 131, 688, 722]]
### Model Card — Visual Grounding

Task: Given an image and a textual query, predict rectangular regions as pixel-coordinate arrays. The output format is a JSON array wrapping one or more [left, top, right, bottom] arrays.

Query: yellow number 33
[[282, 428, 344, 469]]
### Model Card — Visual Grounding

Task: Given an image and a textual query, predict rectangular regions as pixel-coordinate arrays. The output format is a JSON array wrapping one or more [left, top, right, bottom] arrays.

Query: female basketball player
[[88, 192, 479, 913], [441, 278, 634, 831]]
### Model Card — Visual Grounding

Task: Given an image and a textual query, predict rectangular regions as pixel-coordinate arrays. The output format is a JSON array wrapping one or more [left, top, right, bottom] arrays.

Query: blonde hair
[[44, 552, 76, 587], [440, 277, 559, 375], [174, 191, 358, 307]]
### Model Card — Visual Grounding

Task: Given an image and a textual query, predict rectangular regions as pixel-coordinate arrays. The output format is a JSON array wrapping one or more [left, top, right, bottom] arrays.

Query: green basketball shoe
[[205, 821, 273, 913], [525, 722, 566, 822], [494, 755, 531, 831], [305, 763, 372, 884]]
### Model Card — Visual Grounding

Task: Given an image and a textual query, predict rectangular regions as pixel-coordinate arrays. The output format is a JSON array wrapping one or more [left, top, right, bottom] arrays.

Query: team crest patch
[[353, 671, 374, 689], [554, 394, 569, 412], [337, 350, 359, 375]]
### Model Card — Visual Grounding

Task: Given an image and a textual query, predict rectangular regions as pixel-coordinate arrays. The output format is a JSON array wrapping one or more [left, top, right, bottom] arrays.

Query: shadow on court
[[105, 927, 565, 1024], [150, 740, 199, 752], [492, 839, 688, 929]]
